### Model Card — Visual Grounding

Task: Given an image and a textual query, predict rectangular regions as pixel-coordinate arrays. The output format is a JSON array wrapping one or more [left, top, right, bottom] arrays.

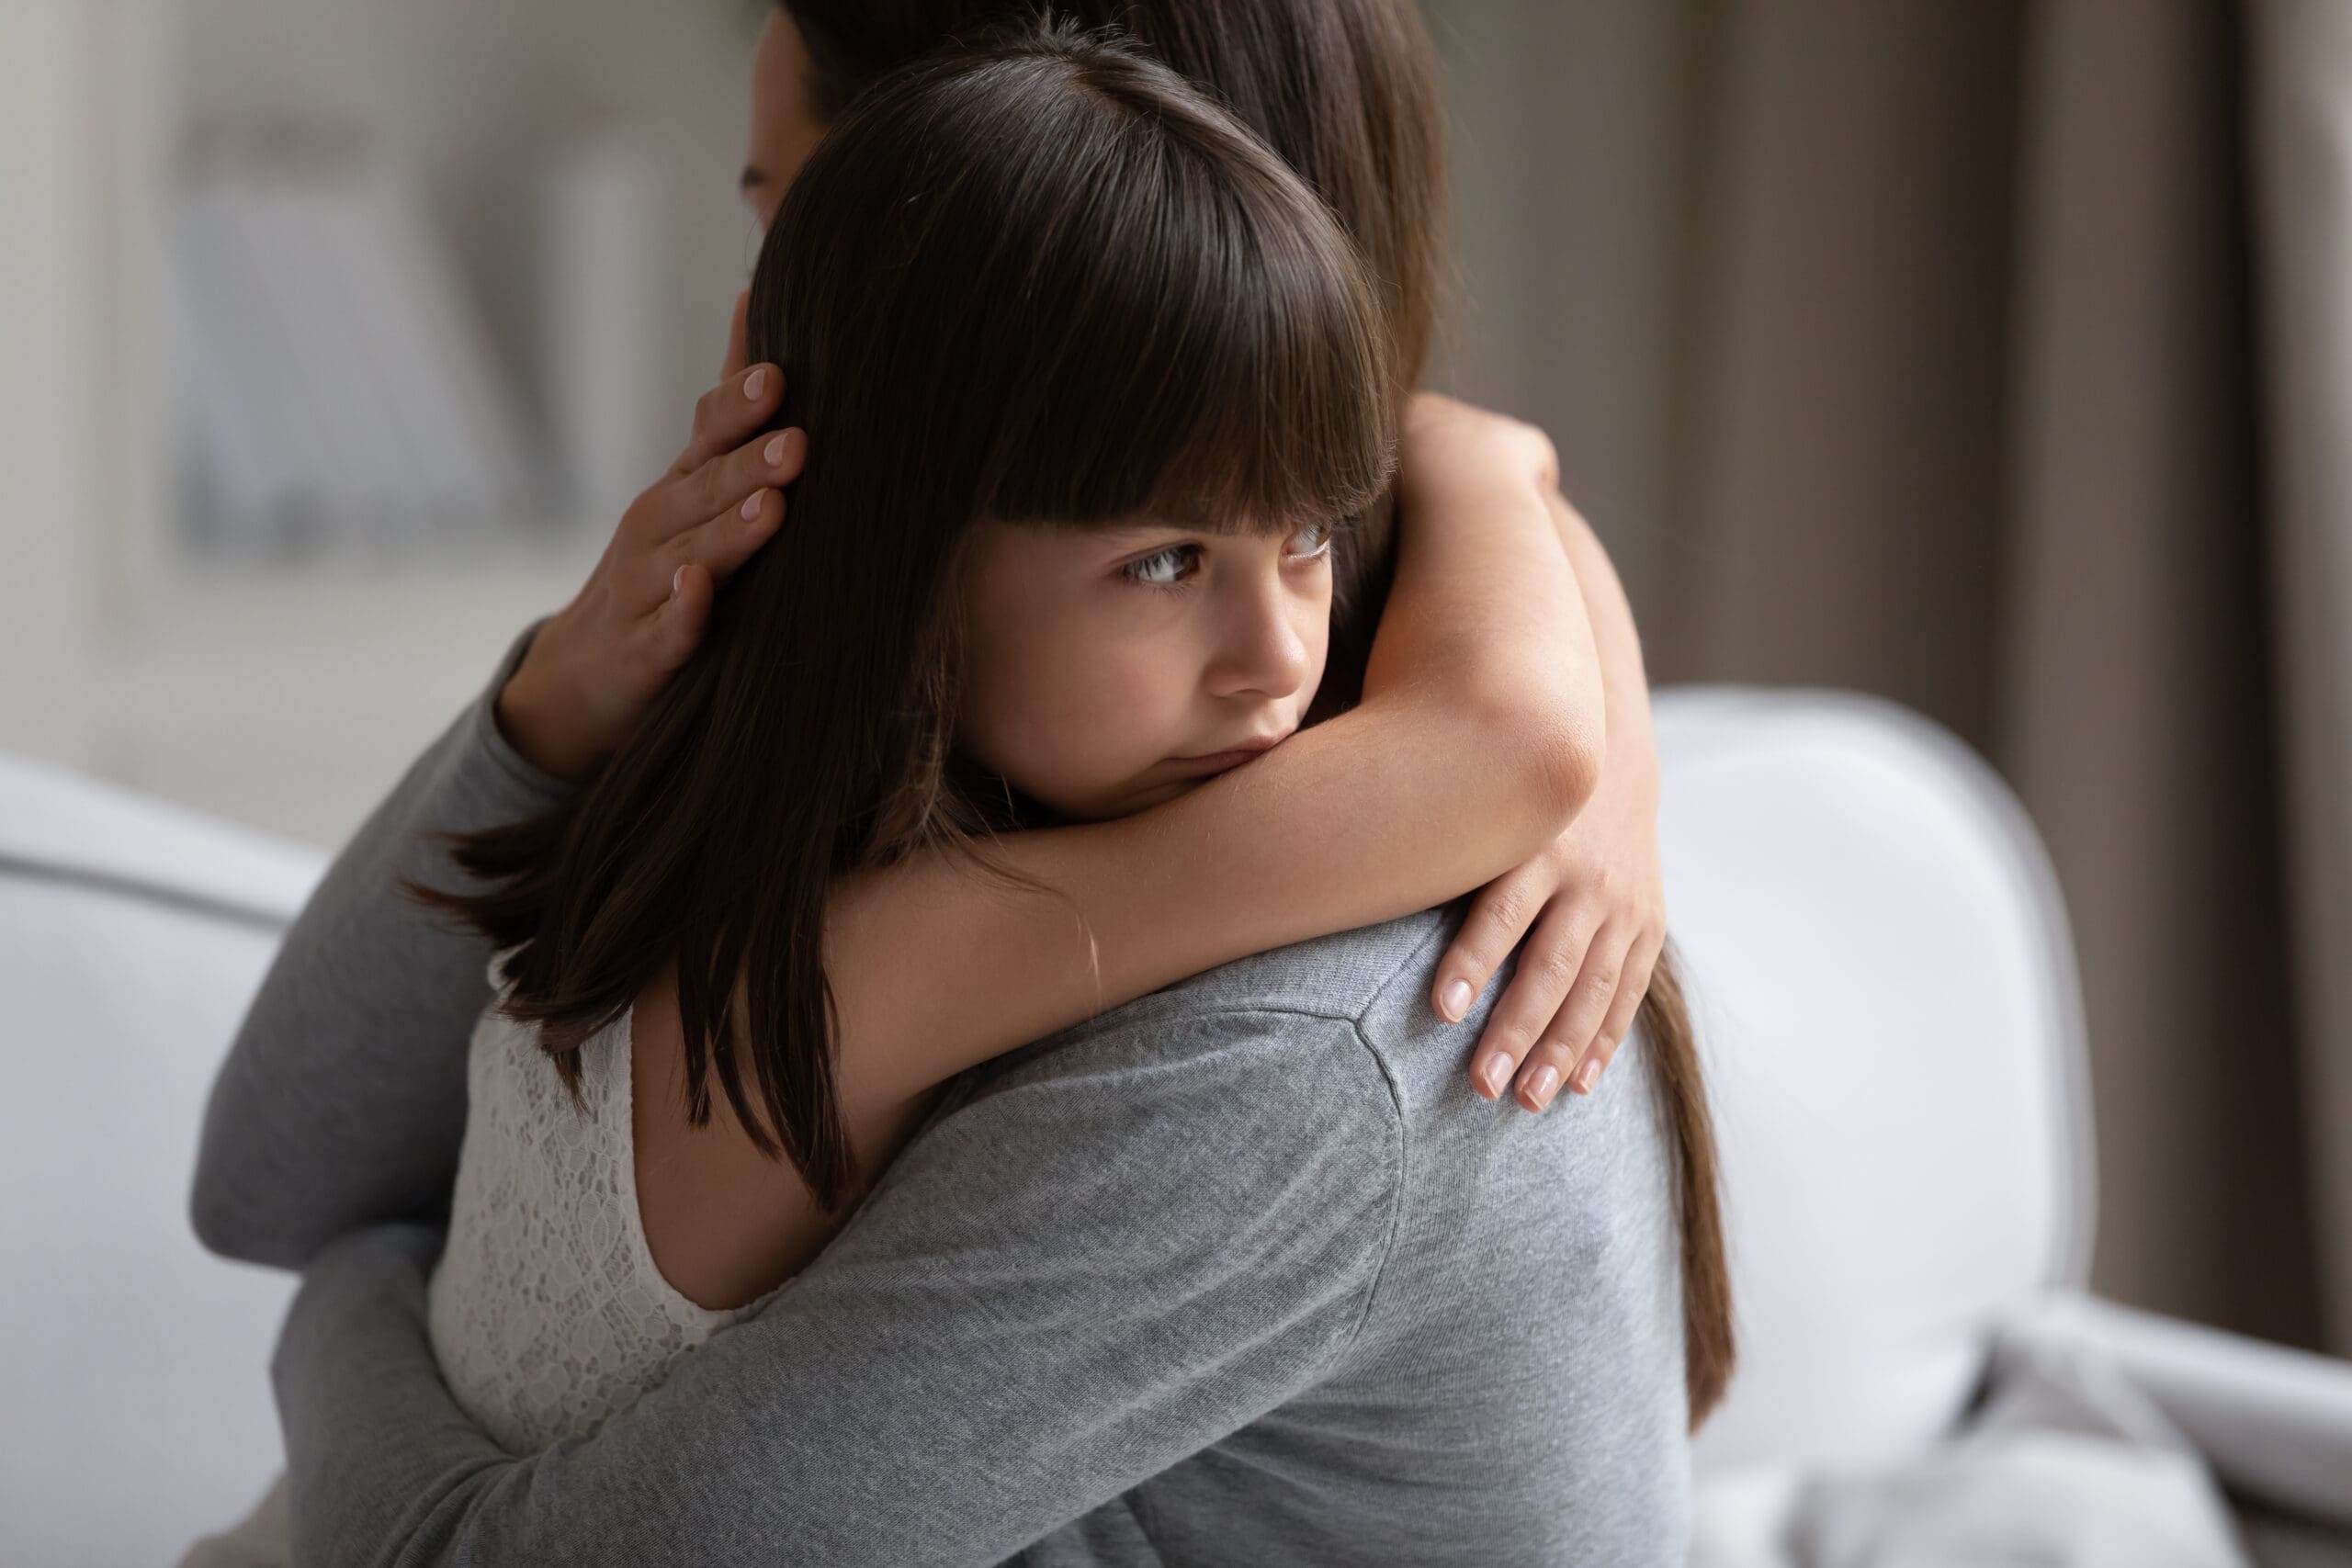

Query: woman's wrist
[[492, 626, 602, 785]]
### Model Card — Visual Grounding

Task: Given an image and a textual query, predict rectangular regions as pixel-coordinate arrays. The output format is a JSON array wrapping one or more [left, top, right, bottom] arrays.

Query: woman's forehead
[[743, 10, 829, 220]]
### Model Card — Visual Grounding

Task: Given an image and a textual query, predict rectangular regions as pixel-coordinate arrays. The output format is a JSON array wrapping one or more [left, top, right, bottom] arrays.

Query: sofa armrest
[[1996, 1292, 2352, 1529], [2240, 1506, 2352, 1568]]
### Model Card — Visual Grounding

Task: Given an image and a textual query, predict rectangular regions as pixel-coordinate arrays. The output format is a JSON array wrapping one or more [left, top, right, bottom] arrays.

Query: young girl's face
[[747, 9, 1352, 823], [955, 516, 1338, 821]]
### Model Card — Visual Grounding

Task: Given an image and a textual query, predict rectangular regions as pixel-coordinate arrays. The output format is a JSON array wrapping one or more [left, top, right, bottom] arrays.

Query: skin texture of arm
[[187, 406, 1601, 1269], [270, 1010, 1403, 1568]]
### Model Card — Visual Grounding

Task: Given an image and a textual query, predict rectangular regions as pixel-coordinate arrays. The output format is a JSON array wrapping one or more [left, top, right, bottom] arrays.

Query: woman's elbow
[[188, 1109, 333, 1271], [189, 1163, 310, 1271]]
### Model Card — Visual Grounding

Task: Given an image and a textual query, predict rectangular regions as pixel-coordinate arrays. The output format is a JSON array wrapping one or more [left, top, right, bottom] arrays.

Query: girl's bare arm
[[820, 393, 1605, 1113], [1428, 486, 1668, 1112]]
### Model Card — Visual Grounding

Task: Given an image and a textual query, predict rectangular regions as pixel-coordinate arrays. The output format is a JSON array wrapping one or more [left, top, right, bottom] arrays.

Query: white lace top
[[424, 953, 787, 1453]]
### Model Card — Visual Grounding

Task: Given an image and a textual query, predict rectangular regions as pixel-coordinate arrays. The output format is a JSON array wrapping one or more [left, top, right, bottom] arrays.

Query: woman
[[194, 0, 1682, 1279], [408, 12, 1725, 1444], [213, 28, 1726, 1564]]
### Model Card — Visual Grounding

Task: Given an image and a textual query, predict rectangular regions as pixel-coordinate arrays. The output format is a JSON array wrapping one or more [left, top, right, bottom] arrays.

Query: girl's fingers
[[1511, 1028, 1588, 1113], [1465, 907, 1597, 1102], [1506, 922, 1629, 1111], [1570, 930, 1664, 1097], [1431, 870, 1552, 1027], [1525, 924, 1630, 1101]]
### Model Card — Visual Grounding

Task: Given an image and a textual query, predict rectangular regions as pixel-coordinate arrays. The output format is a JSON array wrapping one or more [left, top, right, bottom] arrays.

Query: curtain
[[2247, 0, 2352, 1355], [1430, 0, 2343, 1352]]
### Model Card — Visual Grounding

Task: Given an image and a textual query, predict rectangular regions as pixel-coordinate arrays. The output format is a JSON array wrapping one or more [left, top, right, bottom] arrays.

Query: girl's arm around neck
[[827, 395, 1603, 1119]]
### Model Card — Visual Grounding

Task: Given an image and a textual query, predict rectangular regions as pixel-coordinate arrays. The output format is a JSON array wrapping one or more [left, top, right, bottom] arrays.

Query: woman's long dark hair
[[424, 6, 1735, 1431]]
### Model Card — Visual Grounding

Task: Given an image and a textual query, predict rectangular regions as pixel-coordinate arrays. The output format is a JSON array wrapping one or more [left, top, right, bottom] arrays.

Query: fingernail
[[741, 491, 763, 520], [671, 565, 685, 599], [1441, 979, 1474, 1021], [1527, 1064, 1561, 1108], [1478, 1051, 1512, 1097], [1573, 1057, 1601, 1095], [743, 367, 767, 400], [764, 433, 788, 467]]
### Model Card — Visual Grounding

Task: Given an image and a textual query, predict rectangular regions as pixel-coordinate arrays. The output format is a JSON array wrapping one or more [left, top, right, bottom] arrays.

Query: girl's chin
[[1057, 774, 1206, 823]]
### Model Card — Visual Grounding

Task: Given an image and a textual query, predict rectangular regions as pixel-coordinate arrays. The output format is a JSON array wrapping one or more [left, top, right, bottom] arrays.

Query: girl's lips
[[1171, 730, 1294, 772]]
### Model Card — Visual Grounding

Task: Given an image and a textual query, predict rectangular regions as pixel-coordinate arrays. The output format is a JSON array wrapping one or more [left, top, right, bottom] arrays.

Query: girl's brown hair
[[415, 27, 1391, 1238], [779, 0, 1443, 719], [425, 9, 1733, 1429]]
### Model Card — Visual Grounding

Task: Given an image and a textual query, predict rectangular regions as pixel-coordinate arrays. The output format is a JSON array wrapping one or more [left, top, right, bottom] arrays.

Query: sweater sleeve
[[269, 1009, 1404, 1568], [189, 621, 571, 1269]]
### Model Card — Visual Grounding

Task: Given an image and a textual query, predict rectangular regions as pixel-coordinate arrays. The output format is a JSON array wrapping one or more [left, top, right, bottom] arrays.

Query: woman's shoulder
[[1086, 905, 1459, 1040], [938, 911, 1464, 1134], [934, 908, 1454, 1111]]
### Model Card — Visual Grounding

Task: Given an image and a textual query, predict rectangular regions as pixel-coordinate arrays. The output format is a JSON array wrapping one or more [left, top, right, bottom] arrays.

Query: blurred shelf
[[87, 530, 607, 846], [6, 0, 756, 847], [117, 530, 604, 669]]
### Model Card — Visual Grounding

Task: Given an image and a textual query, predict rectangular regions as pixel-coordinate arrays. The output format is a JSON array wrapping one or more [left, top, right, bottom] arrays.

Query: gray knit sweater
[[190, 628, 1690, 1566]]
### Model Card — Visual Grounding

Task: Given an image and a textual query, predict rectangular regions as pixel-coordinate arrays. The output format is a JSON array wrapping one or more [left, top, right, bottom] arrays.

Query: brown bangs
[[906, 46, 1400, 544]]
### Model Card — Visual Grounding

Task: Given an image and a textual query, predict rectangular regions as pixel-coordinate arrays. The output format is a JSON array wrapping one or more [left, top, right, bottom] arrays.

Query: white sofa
[[3, 689, 2348, 1565]]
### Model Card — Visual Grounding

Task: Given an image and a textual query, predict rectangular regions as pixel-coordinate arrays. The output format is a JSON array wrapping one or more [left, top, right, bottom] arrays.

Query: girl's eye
[[1122, 544, 1200, 592], [1120, 522, 1340, 593], [1287, 519, 1339, 561]]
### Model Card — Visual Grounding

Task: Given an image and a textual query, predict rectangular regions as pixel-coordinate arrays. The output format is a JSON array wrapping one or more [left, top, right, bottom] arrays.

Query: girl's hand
[[495, 291, 809, 782], [1432, 697, 1667, 1113]]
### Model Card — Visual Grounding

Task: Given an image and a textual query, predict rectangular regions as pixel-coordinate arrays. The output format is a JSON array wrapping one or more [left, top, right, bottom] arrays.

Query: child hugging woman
[[199, 17, 1727, 1566]]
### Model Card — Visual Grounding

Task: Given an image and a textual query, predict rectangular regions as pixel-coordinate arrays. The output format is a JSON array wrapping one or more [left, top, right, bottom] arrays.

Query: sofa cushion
[[1656, 688, 2094, 1472]]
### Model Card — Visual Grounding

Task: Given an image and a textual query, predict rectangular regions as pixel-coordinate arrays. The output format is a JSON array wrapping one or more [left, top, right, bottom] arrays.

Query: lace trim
[[424, 952, 786, 1452]]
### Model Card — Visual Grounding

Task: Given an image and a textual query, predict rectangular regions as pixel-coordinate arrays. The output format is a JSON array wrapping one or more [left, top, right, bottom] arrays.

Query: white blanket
[[1694, 1325, 2251, 1568]]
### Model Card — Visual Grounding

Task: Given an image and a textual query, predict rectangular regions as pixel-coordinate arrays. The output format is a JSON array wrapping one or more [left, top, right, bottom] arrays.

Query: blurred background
[[0, 0, 2340, 1388]]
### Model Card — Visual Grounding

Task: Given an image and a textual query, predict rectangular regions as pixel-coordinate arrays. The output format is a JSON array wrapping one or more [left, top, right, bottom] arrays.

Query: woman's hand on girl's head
[[494, 290, 809, 783]]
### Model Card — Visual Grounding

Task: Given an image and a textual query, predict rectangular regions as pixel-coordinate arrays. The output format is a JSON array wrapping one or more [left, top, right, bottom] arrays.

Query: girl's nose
[[1205, 567, 1313, 702]]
